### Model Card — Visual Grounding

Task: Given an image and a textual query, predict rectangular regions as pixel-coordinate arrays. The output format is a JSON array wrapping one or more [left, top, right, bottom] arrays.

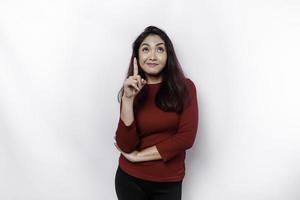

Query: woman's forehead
[[141, 35, 165, 46]]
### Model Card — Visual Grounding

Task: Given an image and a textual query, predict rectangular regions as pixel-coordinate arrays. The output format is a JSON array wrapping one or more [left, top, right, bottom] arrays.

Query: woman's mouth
[[146, 63, 159, 67]]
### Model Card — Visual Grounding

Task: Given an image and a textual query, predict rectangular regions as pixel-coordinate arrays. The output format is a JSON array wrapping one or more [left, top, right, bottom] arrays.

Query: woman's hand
[[114, 141, 139, 163], [123, 57, 147, 99]]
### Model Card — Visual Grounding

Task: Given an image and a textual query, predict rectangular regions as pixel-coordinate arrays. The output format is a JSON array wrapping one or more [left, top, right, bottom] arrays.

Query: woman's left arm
[[114, 142, 162, 162], [136, 145, 162, 161]]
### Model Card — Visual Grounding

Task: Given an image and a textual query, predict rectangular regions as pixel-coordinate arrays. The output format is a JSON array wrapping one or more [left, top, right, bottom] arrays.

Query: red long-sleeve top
[[115, 78, 199, 182]]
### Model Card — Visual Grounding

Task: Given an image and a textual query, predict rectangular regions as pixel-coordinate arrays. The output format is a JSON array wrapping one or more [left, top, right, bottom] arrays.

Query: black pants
[[115, 166, 182, 200]]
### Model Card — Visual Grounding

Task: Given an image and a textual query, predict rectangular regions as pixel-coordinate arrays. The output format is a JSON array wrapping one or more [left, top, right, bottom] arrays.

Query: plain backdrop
[[1, 0, 300, 199]]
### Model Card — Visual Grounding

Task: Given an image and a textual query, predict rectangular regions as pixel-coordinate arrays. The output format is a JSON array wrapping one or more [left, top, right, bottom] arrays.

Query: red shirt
[[115, 78, 199, 182]]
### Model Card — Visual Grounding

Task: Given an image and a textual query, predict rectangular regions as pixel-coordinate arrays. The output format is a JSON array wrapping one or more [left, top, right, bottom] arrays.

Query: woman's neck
[[146, 75, 163, 84]]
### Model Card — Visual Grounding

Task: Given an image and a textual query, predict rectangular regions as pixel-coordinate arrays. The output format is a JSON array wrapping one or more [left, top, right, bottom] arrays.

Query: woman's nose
[[149, 51, 157, 60]]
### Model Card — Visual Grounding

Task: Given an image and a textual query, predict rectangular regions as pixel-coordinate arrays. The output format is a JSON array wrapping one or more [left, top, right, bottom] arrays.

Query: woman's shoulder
[[185, 78, 196, 91], [182, 78, 197, 109]]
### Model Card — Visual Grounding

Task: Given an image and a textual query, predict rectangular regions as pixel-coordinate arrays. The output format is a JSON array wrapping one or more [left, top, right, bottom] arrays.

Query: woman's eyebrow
[[141, 42, 165, 46]]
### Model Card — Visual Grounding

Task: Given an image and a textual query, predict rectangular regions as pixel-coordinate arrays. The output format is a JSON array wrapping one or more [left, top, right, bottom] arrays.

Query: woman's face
[[138, 34, 167, 80]]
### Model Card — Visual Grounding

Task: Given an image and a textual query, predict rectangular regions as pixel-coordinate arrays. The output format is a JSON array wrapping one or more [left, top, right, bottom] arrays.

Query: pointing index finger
[[133, 57, 138, 76]]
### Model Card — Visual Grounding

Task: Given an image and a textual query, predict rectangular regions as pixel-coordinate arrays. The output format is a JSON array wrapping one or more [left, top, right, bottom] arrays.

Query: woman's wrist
[[122, 95, 134, 103]]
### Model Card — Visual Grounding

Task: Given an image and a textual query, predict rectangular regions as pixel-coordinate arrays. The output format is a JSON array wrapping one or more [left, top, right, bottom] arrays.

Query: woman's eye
[[157, 47, 164, 53], [142, 48, 149, 52]]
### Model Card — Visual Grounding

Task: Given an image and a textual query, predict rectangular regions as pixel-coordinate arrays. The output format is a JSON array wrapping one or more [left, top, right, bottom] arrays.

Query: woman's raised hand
[[122, 57, 147, 99]]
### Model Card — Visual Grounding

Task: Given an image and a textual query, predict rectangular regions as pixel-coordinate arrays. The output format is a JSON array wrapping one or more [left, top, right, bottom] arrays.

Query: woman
[[114, 26, 199, 200]]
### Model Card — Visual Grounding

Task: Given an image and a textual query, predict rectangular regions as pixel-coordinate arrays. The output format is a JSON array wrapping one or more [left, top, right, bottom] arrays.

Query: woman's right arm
[[115, 96, 139, 153], [120, 96, 135, 126], [115, 57, 147, 153]]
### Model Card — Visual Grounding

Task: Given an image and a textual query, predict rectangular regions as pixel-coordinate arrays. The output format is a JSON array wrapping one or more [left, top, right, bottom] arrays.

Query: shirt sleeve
[[115, 99, 140, 153], [155, 79, 199, 163]]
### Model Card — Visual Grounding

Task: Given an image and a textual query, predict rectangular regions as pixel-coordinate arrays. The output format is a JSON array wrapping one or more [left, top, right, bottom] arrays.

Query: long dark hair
[[118, 26, 190, 114]]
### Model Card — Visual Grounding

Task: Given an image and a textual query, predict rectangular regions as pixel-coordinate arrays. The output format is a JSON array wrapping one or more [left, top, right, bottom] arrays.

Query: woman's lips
[[146, 63, 158, 67]]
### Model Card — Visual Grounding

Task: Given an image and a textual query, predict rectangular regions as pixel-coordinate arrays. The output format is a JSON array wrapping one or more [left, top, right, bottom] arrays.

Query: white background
[[1, 0, 300, 199]]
